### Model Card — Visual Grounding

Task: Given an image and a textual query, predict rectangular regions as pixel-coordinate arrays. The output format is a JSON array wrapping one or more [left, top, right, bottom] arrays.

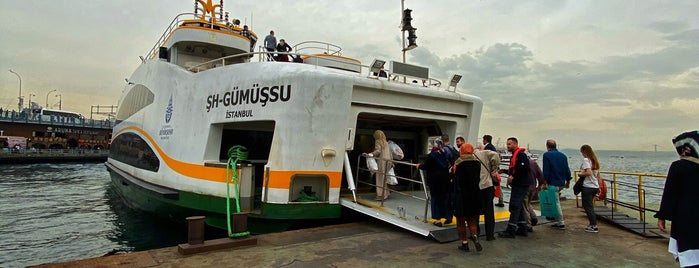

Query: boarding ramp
[[340, 153, 511, 242]]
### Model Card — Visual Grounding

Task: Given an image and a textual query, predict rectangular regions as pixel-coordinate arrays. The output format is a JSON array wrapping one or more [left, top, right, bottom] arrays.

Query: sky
[[1, 0, 697, 151]]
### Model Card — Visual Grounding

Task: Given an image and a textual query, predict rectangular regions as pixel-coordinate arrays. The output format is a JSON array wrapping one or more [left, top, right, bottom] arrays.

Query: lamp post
[[8, 69, 22, 111], [46, 89, 57, 108], [55, 94, 62, 110], [28, 93, 36, 109]]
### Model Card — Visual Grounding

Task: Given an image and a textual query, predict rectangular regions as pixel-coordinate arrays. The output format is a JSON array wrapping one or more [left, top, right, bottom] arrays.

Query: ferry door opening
[[218, 121, 275, 212], [349, 112, 455, 192]]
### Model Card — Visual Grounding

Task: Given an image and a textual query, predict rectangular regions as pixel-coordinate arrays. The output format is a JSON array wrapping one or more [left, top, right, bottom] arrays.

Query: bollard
[[232, 212, 248, 235], [186, 216, 205, 245]]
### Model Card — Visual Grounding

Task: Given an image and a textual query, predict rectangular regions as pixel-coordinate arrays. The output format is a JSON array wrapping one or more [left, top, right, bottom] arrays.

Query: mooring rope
[[226, 145, 250, 238]]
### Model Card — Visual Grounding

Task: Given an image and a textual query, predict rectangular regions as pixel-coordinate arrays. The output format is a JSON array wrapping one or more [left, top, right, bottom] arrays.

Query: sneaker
[[531, 217, 538, 226], [551, 223, 566, 230], [584, 226, 599, 233], [458, 243, 470, 251], [495, 203, 505, 208]]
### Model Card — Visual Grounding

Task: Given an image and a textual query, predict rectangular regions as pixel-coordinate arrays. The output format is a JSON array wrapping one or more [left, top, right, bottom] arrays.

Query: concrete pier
[[30, 199, 675, 267]]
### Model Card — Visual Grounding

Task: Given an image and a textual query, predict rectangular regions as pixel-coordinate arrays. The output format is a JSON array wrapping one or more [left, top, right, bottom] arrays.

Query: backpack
[[387, 140, 404, 160]]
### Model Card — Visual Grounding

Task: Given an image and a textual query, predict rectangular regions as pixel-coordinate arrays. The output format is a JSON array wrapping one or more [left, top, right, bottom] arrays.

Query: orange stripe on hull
[[114, 126, 342, 189]]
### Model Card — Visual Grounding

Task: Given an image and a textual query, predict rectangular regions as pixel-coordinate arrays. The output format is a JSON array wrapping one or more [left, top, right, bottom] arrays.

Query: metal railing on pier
[[573, 170, 667, 236], [0, 111, 114, 129]]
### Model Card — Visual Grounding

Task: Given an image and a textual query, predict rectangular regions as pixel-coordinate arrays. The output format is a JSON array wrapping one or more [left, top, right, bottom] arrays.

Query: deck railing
[[573, 170, 667, 224], [355, 154, 430, 222]]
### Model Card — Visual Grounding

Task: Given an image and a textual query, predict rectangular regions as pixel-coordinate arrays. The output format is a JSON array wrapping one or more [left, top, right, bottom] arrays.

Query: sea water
[[0, 150, 680, 267]]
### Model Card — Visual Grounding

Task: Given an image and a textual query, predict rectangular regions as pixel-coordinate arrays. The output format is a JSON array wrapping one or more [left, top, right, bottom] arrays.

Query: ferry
[[106, 0, 484, 238]]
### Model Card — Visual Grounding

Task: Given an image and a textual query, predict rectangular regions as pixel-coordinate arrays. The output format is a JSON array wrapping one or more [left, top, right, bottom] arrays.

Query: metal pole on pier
[[9, 69, 22, 111]]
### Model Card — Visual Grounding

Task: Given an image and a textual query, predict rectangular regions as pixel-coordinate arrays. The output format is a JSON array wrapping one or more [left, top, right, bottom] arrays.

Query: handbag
[[573, 176, 584, 195]]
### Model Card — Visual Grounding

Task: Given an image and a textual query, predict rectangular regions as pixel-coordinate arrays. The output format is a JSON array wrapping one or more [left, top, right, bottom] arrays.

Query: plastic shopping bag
[[366, 154, 378, 172], [387, 168, 398, 185], [538, 186, 561, 218]]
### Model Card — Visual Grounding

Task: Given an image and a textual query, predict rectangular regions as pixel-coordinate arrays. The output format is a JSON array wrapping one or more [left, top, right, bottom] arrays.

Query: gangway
[[340, 153, 511, 242]]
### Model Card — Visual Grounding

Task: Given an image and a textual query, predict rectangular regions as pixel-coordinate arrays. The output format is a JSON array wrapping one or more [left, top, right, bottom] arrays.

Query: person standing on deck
[[455, 136, 465, 149], [483, 134, 504, 207], [264, 30, 277, 61], [417, 139, 453, 226], [523, 157, 545, 233], [452, 143, 483, 252], [473, 144, 501, 241], [655, 130, 699, 268], [497, 137, 532, 238], [362, 130, 392, 201], [578, 144, 600, 233], [542, 139, 572, 230], [275, 39, 292, 62]]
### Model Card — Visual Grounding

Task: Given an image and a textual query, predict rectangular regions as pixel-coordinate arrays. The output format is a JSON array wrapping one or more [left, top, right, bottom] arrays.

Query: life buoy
[[595, 175, 607, 201]]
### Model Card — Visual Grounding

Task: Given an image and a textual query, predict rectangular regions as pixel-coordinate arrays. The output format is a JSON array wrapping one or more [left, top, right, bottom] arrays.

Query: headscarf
[[673, 130, 699, 160], [454, 143, 476, 166], [429, 139, 449, 168]]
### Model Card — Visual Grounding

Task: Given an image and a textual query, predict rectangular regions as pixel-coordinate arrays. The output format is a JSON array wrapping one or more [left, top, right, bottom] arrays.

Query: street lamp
[[55, 94, 62, 110], [8, 69, 22, 111], [46, 89, 57, 108], [28, 93, 36, 109]]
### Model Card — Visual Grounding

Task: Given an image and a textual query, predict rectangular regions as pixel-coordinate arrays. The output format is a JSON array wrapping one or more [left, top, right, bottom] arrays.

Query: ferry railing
[[573, 170, 666, 227], [0, 148, 109, 157], [356, 154, 430, 222], [293, 41, 343, 56], [185, 50, 445, 91]]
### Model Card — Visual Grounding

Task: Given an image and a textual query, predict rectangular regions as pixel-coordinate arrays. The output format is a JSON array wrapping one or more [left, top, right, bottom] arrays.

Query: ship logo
[[165, 95, 173, 123]]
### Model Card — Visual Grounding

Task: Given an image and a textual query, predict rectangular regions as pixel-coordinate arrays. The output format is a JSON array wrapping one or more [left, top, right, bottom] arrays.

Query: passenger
[[275, 39, 292, 62], [542, 139, 572, 229], [523, 156, 545, 232], [241, 25, 256, 54], [655, 130, 699, 268], [416, 139, 452, 226], [482, 134, 497, 151], [362, 130, 392, 200], [497, 137, 532, 238], [452, 143, 483, 252], [578, 144, 600, 233], [441, 134, 459, 224], [483, 134, 503, 208], [263, 30, 277, 61], [473, 143, 501, 241], [455, 136, 465, 149]]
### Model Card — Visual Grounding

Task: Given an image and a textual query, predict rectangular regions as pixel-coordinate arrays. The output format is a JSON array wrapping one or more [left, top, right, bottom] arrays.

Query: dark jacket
[[504, 149, 532, 187], [453, 159, 483, 217], [654, 158, 699, 253], [419, 150, 451, 195], [542, 148, 572, 187]]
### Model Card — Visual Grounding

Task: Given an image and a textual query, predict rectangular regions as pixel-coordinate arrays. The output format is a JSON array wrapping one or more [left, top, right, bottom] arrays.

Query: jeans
[[581, 187, 598, 226], [507, 185, 529, 230]]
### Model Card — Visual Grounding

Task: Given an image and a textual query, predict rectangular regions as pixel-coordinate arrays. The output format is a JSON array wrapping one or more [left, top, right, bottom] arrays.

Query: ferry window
[[116, 85, 155, 120], [109, 132, 160, 172]]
